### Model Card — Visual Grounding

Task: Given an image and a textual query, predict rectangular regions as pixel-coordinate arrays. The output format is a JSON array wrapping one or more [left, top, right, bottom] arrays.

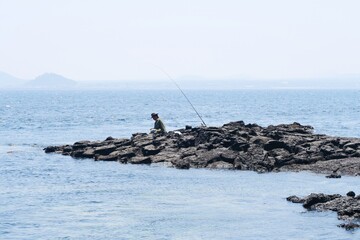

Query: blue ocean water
[[1, 89, 360, 239]]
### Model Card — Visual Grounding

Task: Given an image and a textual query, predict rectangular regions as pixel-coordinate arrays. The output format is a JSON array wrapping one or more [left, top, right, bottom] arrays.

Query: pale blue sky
[[0, 0, 359, 81]]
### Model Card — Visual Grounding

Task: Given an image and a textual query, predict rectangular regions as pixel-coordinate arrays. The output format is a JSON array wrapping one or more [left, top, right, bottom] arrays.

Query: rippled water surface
[[1, 89, 360, 239]]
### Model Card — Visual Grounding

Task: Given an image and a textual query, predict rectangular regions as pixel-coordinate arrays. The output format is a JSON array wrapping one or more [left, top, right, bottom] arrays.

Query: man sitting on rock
[[150, 113, 166, 135]]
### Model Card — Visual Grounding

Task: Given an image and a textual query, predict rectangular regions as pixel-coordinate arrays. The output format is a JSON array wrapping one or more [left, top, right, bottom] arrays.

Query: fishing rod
[[154, 65, 207, 127]]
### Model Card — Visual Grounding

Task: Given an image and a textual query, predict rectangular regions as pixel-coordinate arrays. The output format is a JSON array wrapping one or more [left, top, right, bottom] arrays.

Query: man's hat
[[151, 113, 158, 117]]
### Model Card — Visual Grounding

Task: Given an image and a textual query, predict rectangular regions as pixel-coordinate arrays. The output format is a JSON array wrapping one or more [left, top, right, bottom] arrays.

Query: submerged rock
[[338, 222, 360, 230], [287, 192, 360, 230], [326, 173, 341, 178], [44, 121, 360, 176]]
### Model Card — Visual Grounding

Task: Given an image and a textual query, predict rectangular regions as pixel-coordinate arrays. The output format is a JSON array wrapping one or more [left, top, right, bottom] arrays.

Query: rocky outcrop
[[287, 192, 360, 230], [44, 121, 360, 176]]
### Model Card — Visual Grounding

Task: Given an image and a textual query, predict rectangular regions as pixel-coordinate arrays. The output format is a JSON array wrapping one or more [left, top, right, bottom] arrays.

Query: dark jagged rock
[[302, 193, 342, 209], [338, 222, 360, 230], [347, 191, 356, 197], [44, 121, 360, 176], [286, 195, 305, 203], [185, 125, 192, 130], [70, 150, 85, 158], [287, 193, 360, 230], [326, 173, 341, 178], [173, 160, 190, 169], [264, 140, 290, 151], [44, 146, 61, 153]]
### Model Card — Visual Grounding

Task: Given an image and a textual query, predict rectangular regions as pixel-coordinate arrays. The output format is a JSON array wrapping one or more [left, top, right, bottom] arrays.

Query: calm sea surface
[[1, 89, 360, 239]]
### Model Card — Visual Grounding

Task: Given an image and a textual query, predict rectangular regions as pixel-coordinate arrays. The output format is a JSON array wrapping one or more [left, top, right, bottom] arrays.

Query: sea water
[[1, 89, 360, 239]]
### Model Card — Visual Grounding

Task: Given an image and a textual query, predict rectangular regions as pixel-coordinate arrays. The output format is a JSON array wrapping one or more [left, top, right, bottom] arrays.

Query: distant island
[[0, 71, 77, 89], [0, 71, 26, 88], [26, 73, 77, 88], [1, 70, 360, 90]]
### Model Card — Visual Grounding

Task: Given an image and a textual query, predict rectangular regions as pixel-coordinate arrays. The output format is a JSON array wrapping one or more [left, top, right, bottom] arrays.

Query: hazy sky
[[0, 0, 359, 81]]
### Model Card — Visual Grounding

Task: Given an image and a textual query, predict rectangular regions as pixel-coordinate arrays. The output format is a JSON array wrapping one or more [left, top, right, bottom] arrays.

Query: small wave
[[1, 143, 43, 151], [87, 200, 103, 204]]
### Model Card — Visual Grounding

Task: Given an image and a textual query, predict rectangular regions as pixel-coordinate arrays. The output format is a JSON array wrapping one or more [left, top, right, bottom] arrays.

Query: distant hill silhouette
[[0, 71, 26, 87], [26, 73, 77, 88], [1, 70, 359, 89]]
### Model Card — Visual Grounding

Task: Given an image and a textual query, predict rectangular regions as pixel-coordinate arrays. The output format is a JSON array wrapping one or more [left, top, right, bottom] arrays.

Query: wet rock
[[207, 161, 234, 169], [173, 160, 190, 169], [129, 156, 151, 164], [95, 155, 118, 161]]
